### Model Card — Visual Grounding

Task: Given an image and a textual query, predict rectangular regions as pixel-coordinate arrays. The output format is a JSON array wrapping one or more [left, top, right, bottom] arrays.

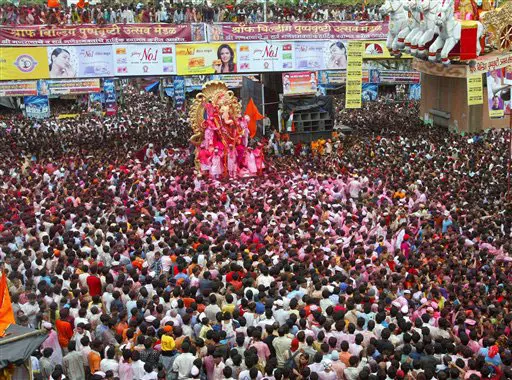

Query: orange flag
[[0, 271, 15, 337], [47, 0, 60, 8], [244, 98, 264, 139], [76, 0, 85, 9]]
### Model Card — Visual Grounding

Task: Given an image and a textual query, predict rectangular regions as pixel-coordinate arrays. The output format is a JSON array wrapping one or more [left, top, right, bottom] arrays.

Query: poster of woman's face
[[48, 47, 78, 78], [213, 44, 237, 74], [327, 41, 347, 70]]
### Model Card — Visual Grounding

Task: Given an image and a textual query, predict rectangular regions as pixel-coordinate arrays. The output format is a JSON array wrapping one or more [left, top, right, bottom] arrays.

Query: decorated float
[[380, 0, 512, 132], [188, 81, 265, 179]]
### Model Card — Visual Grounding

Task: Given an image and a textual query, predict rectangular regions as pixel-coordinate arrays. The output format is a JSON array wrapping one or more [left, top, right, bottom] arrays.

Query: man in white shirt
[[172, 342, 196, 380]]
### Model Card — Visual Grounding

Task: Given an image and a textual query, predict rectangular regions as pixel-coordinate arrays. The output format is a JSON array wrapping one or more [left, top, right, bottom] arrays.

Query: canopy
[[0, 325, 48, 369]]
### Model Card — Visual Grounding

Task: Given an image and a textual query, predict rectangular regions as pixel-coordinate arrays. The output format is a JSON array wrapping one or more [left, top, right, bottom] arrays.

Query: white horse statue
[[380, 0, 409, 56], [402, 0, 424, 54], [428, 0, 484, 64], [415, 0, 441, 57]]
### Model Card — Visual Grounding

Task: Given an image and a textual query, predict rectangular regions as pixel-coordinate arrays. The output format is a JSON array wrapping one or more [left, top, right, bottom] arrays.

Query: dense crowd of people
[[0, 88, 511, 380], [0, 3, 382, 26]]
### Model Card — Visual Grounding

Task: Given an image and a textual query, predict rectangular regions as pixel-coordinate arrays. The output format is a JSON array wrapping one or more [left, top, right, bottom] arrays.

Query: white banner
[[294, 41, 347, 71], [236, 42, 294, 73], [47, 45, 115, 79], [114, 45, 176, 76]]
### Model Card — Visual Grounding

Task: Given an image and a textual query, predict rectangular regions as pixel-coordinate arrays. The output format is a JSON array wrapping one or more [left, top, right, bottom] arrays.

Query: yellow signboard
[[345, 41, 364, 109], [176, 43, 237, 75], [0, 47, 49, 80], [467, 74, 483, 106]]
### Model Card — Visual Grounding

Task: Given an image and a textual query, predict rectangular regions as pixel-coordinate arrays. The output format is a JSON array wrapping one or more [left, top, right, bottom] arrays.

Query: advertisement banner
[[0, 81, 38, 96], [294, 41, 347, 71], [211, 75, 245, 88], [375, 70, 420, 83], [184, 74, 247, 91], [237, 42, 294, 72], [173, 76, 186, 111], [207, 22, 388, 42], [467, 74, 483, 106], [38, 79, 101, 96], [0, 47, 49, 80], [24, 95, 50, 119], [46, 45, 114, 78], [114, 45, 176, 76], [103, 79, 117, 116], [409, 83, 421, 100], [362, 83, 378, 101], [176, 43, 237, 75], [345, 41, 364, 109], [318, 71, 346, 85], [282, 72, 318, 96], [486, 69, 508, 118], [0, 23, 205, 46]]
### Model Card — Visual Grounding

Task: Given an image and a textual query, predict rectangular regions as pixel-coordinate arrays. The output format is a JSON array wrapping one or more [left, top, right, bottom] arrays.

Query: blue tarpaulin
[[144, 81, 160, 93]]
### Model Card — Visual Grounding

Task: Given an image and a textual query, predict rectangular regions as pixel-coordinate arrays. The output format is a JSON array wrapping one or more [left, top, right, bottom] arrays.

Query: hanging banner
[[46, 45, 114, 78], [24, 95, 50, 119], [409, 83, 421, 100], [38, 79, 101, 95], [467, 73, 483, 106], [282, 72, 318, 96], [362, 83, 378, 101], [0, 81, 38, 96], [237, 42, 294, 72], [345, 41, 364, 109], [0, 47, 49, 80], [173, 76, 186, 111], [318, 71, 346, 85], [103, 79, 117, 116], [207, 22, 388, 42], [114, 45, 176, 76], [211, 75, 245, 88], [0, 23, 205, 46], [176, 43, 237, 75], [184, 74, 247, 91], [294, 41, 347, 71], [486, 69, 506, 118]]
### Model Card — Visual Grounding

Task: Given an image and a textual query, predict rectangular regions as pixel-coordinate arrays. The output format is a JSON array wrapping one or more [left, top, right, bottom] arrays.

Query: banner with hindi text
[[0, 81, 37, 96], [37, 79, 101, 96], [283, 72, 318, 96], [345, 41, 364, 109], [0, 23, 206, 46], [207, 22, 388, 42], [24, 95, 50, 119], [467, 74, 483, 106]]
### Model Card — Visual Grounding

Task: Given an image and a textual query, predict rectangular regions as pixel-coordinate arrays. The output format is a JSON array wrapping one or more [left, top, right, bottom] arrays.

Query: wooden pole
[[0, 328, 47, 346]]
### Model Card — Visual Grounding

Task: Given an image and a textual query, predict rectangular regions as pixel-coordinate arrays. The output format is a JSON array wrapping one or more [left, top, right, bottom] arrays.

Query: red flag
[[0, 271, 15, 337], [244, 98, 264, 139], [77, 0, 85, 8], [47, 0, 60, 8]]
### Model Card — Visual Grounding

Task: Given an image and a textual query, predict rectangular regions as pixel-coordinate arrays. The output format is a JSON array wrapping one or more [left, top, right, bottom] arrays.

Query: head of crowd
[[0, 86, 511, 380], [0, 1, 382, 25]]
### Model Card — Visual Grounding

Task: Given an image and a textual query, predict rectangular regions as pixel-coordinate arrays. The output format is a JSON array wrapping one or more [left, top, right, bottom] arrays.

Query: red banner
[[0, 23, 206, 46], [208, 22, 388, 42]]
